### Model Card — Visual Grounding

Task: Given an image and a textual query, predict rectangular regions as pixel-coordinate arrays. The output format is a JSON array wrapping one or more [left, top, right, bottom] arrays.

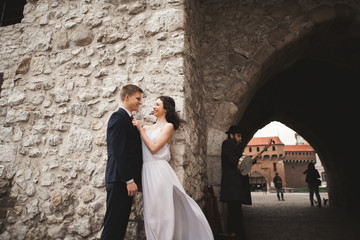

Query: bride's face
[[153, 98, 166, 118]]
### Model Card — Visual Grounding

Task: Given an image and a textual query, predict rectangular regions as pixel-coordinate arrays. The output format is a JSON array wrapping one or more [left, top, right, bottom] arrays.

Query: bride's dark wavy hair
[[158, 96, 183, 131]]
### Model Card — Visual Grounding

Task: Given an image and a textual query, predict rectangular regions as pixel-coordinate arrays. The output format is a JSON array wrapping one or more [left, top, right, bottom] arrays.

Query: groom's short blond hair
[[120, 84, 143, 101]]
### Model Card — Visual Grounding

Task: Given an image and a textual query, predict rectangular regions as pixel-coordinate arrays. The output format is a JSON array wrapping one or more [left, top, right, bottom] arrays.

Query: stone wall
[[182, 0, 208, 202], [0, 0, 199, 239]]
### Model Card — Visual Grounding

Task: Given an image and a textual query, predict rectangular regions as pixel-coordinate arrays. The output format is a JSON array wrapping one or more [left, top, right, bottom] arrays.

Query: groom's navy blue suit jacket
[[105, 108, 142, 184]]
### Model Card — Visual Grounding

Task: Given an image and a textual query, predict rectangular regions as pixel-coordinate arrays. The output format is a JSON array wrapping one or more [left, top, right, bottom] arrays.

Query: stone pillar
[[0, 0, 199, 239]]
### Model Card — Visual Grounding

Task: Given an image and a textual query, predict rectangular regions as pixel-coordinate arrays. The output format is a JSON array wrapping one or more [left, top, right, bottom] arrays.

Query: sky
[[253, 121, 297, 145]]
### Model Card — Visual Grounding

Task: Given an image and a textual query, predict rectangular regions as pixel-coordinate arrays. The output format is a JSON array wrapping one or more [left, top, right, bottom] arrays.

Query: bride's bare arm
[[133, 120, 174, 154]]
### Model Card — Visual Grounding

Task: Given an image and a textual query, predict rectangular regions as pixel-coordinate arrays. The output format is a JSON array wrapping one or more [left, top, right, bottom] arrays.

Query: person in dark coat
[[303, 162, 322, 207], [273, 172, 285, 201], [220, 126, 259, 239], [101, 84, 143, 240]]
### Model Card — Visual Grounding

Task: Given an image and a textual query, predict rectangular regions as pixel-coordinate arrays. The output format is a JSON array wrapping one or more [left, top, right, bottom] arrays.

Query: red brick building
[[283, 144, 316, 188], [244, 137, 317, 190], [244, 137, 286, 191]]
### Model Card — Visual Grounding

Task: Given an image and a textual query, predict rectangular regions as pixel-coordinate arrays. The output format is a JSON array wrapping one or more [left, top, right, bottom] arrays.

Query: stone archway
[[238, 58, 357, 208], [201, 0, 360, 211]]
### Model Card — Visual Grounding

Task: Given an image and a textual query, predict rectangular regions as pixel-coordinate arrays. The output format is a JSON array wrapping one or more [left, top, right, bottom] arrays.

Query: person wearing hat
[[220, 125, 259, 239]]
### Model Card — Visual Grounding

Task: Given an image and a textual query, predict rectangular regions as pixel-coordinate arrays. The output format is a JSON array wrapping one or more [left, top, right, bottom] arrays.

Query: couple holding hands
[[101, 84, 214, 240]]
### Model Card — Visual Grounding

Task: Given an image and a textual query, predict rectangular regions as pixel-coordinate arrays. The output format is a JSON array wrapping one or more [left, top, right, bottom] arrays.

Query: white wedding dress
[[141, 128, 214, 240]]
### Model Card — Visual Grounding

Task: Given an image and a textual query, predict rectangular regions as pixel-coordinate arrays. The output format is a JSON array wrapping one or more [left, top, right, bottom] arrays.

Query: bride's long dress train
[[141, 128, 214, 240]]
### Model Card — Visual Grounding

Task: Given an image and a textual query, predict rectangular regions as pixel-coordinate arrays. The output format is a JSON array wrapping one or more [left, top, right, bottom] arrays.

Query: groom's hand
[[127, 182, 138, 196]]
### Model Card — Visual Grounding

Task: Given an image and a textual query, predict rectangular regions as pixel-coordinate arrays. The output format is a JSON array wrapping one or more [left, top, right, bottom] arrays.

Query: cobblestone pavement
[[242, 192, 360, 240]]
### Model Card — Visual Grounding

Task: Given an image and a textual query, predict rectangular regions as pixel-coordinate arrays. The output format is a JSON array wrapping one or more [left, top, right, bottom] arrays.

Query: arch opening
[[252, 120, 327, 189], [238, 58, 357, 209]]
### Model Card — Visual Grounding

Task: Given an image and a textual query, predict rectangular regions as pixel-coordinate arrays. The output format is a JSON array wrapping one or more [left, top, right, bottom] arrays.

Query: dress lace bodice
[[142, 128, 171, 163]]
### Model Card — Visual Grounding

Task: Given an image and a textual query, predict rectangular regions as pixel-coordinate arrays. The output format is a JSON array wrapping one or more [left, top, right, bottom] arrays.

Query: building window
[[273, 163, 277, 172], [272, 146, 275, 151], [249, 147, 252, 152], [257, 147, 260, 152], [0, 0, 27, 27]]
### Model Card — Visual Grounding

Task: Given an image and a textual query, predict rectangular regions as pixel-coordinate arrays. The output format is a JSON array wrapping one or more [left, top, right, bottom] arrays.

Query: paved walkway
[[242, 192, 359, 240]]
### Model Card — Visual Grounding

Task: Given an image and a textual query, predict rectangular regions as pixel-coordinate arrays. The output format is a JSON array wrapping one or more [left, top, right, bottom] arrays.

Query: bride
[[132, 96, 214, 240]]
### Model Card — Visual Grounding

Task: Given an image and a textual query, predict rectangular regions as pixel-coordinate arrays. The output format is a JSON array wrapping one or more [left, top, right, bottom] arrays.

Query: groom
[[101, 84, 143, 240]]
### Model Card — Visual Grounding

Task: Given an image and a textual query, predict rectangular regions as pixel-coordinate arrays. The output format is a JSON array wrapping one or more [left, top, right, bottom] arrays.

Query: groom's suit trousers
[[101, 182, 133, 240]]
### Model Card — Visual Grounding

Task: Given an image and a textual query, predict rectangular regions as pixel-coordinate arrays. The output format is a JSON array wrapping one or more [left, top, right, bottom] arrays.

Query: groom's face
[[125, 91, 142, 112]]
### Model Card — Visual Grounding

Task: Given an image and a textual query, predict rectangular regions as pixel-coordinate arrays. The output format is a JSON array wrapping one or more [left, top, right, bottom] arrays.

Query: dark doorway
[[249, 171, 265, 192], [0, 0, 27, 26], [0, 72, 3, 95]]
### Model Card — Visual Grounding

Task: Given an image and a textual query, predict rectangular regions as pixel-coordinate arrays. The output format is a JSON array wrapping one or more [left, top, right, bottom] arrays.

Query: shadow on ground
[[240, 192, 359, 240]]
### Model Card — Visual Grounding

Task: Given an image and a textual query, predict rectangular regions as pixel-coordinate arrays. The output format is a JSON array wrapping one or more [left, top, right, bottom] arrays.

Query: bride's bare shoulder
[[164, 122, 174, 131]]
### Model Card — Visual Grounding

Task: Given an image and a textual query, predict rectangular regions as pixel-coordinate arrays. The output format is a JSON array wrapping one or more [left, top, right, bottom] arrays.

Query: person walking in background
[[101, 84, 143, 240], [303, 162, 322, 207], [273, 172, 284, 201], [261, 178, 267, 194]]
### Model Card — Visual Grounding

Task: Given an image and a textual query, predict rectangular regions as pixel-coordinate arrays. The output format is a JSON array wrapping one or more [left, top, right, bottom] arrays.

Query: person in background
[[273, 172, 285, 201], [261, 178, 267, 194], [303, 162, 322, 207]]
